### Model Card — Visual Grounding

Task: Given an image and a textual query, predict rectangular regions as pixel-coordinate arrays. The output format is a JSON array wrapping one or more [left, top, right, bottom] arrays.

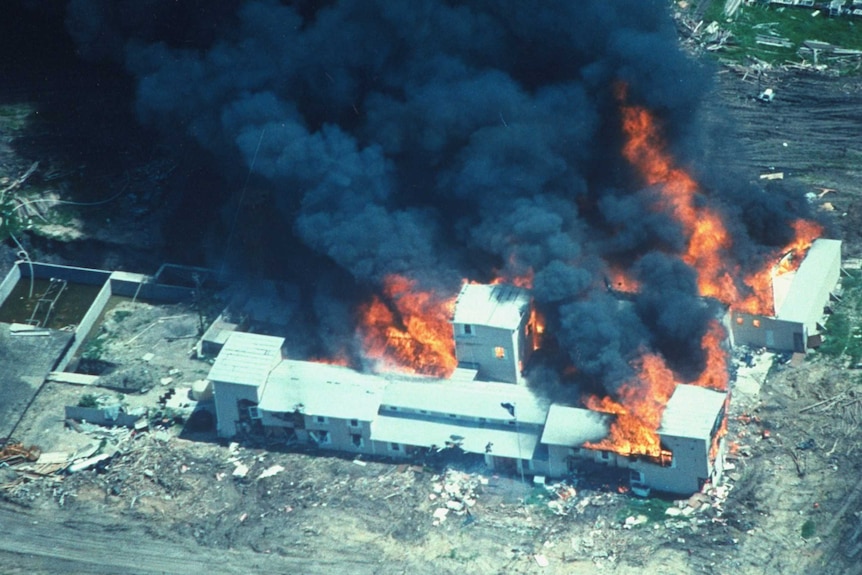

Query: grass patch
[[77, 393, 99, 408], [81, 334, 108, 360], [112, 310, 132, 323], [615, 496, 674, 526], [817, 270, 862, 365], [801, 518, 817, 539], [703, 3, 862, 70]]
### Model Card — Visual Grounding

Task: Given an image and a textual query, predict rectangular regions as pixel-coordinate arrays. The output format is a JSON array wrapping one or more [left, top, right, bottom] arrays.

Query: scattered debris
[[258, 465, 285, 480]]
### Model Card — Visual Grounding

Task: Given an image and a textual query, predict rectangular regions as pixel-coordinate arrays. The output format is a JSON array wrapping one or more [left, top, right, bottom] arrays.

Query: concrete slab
[[0, 322, 73, 440], [733, 352, 775, 397]]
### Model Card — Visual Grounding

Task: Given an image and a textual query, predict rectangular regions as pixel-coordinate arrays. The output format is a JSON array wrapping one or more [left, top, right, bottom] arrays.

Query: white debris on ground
[[429, 468, 486, 525], [732, 347, 776, 397]]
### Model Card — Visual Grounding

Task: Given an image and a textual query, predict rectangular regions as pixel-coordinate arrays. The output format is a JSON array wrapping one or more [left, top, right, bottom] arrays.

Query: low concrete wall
[[109, 273, 197, 302], [1, 261, 209, 372], [65, 405, 145, 428], [23, 262, 111, 285], [0, 263, 22, 307], [56, 281, 114, 372]]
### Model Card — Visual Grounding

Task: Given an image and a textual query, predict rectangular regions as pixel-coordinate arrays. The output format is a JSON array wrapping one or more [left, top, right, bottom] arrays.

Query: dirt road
[[0, 502, 383, 575]]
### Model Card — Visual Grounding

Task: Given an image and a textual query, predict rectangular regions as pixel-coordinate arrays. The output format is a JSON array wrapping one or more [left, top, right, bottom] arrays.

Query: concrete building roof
[[380, 379, 549, 424], [207, 332, 284, 387], [452, 283, 530, 330], [371, 415, 541, 460], [775, 238, 842, 324], [659, 384, 727, 440], [259, 360, 387, 421], [540, 404, 612, 446]]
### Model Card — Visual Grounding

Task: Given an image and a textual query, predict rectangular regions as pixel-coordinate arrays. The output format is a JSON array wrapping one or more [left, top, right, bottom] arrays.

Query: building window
[[349, 419, 359, 428], [448, 414, 457, 419], [389, 442, 401, 452], [351, 433, 364, 448], [735, 316, 744, 325], [248, 406, 262, 420], [752, 319, 761, 328], [315, 415, 328, 424], [462, 324, 473, 335], [309, 430, 331, 445], [600, 450, 611, 461], [494, 346, 506, 359]]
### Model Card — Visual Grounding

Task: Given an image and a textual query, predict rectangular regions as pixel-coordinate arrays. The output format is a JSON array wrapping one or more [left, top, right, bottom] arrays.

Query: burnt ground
[[2, 34, 862, 575]]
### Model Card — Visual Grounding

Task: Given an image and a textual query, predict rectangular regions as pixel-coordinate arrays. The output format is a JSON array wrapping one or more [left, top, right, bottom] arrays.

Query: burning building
[[728, 238, 842, 353], [37, 0, 837, 495], [208, 277, 729, 496], [451, 283, 532, 385], [542, 384, 727, 495]]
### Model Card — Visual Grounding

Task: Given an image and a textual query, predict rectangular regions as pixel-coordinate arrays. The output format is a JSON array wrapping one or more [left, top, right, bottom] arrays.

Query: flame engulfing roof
[[452, 283, 530, 330], [658, 384, 727, 440]]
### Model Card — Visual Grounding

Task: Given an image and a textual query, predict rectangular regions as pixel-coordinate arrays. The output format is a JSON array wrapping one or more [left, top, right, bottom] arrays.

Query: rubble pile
[[544, 481, 578, 516], [428, 468, 487, 525]]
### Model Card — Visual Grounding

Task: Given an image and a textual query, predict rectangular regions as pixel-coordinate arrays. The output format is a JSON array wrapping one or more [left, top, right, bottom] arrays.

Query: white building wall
[[630, 435, 709, 495], [212, 381, 261, 437], [453, 323, 522, 384]]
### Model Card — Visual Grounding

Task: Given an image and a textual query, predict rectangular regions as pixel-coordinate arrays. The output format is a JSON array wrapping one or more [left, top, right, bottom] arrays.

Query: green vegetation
[[112, 310, 132, 323], [614, 496, 674, 526], [801, 518, 817, 539], [82, 333, 108, 360], [703, 2, 862, 70], [78, 393, 99, 408], [817, 270, 862, 366]]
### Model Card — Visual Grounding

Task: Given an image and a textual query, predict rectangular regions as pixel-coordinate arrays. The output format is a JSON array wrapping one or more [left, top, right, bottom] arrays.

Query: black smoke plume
[[57, 0, 816, 399]]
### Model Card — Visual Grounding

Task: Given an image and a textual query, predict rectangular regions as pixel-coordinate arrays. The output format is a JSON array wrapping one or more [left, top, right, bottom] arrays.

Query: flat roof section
[[540, 404, 612, 447], [371, 415, 541, 460], [0, 323, 73, 439], [259, 360, 387, 421], [207, 332, 284, 387], [452, 283, 530, 330], [380, 378, 549, 425], [659, 384, 727, 440], [776, 238, 842, 324]]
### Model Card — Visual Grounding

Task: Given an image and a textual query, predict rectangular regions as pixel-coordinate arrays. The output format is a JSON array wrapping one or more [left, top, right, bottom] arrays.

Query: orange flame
[[607, 265, 640, 294], [735, 218, 824, 315], [584, 353, 678, 458], [621, 101, 739, 303], [692, 321, 729, 392], [491, 253, 535, 289], [358, 274, 457, 377], [528, 308, 545, 351]]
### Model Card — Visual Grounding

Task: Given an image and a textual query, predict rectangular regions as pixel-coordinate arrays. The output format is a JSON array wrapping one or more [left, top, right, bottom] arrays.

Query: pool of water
[[0, 278, 103, 329]]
